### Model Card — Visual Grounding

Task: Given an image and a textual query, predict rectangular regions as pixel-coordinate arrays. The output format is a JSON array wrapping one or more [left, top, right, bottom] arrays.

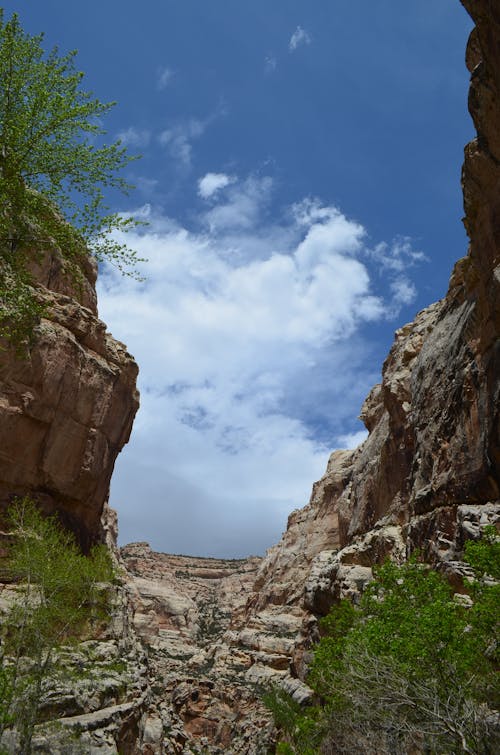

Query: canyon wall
[[0, 251, 139, 548], [250, 0, 500, 617], [0, 251, 145, 753]]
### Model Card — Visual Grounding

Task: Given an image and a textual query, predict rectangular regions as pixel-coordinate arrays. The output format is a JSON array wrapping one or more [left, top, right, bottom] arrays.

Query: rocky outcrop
[[0, 247, 142, 750], [120, 543, 276, 754], [0, 250, 139, 548], [0, 573, 150, 754]]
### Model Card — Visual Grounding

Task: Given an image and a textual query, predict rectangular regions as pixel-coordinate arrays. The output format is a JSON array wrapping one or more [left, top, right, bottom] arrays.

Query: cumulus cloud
[[157, 65, 174, 90], [98, 177, 423, 556], [202, 175, 273, 232], [289, 26, 312, 52], [198, 172, 236, 199]]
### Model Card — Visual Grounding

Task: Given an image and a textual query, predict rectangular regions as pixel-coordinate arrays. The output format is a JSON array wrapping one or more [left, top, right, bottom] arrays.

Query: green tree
[[0, 10, 143, 346], [267, 536, 500, 755], [0, 498, 115, 754]]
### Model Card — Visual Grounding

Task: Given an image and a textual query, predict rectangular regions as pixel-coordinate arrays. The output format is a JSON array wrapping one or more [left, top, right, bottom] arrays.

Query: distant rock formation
[[121, 543, 275, 754], [0, 249, 139, 548]]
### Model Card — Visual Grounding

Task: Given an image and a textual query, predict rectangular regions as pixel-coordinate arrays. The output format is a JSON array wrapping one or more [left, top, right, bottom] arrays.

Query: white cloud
[[157, 65, 174, 90], [116, 127, 151, 148], [198, 172, 236, 199], [158, 106, 228, 169], [98, 177, 423, 556], [390, 277, 417, 307], [289, 26, 312, 52], [202, 175, 273, 231], [159, 119, 207, 168], [369, 237, 427, 273], [336, 429, 369, 450]]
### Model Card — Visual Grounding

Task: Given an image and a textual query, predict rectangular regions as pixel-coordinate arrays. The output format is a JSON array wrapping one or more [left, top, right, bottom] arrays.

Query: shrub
[[0, 497, 115, 754], [267, 532, 500, 754]]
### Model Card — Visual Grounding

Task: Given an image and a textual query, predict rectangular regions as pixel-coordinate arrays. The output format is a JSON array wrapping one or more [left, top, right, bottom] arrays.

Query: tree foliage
[[267, 532, 500, 754], [0, 498, 115, 754], [0, 10, 143, 346]]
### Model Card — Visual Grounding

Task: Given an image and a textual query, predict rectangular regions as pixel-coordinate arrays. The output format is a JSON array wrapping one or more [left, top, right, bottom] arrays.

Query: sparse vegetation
[[0, 497, 115, 754], [196, 595, 229, 643], [0, 10, 143, 347], [266, 530, 500, 754]]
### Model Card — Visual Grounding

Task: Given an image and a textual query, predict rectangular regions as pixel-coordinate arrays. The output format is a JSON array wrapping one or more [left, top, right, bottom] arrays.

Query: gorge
[[0, 0, 499, 752]]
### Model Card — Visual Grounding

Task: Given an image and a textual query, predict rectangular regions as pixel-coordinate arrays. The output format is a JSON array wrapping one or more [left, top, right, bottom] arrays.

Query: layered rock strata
[[0, 249, 142, 750], [0, 572, 149, 754], [120, 543, 277, 754], [0, 250, 139, 547]]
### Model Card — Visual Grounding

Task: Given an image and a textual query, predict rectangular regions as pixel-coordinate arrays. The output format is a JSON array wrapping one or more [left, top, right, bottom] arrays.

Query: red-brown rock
[[0, 250, 139, 548]]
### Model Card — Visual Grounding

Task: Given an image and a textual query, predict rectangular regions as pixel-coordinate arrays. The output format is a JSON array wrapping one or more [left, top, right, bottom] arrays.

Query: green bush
[[464, 525, 500, 579], [267, 530, 500, 754], [0, 10, 144, 347], [0, 497, 115, 755]]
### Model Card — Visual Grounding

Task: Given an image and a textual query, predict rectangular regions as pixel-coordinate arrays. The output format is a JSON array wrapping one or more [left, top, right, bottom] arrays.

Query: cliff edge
[[0, 249, 139, 548]]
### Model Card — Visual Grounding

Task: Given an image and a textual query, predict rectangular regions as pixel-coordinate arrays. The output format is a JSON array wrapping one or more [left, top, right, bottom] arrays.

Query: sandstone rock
[[0, 580, 150, 754], [119, 544, 277, 752], [0, 249, 139, 548], [86, 6, 500, 751]]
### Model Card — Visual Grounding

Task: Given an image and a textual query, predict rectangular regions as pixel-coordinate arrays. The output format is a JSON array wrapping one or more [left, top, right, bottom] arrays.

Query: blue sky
[[5, 1, 473, 556]]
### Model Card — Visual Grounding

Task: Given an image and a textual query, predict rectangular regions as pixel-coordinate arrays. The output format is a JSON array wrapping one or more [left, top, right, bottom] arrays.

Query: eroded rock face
[[249, 0, 500, 620], [112, 3, 500, 751], [120, 543, 277, 754], [0, 573, 150, 754], [0, 250, 139, 547]]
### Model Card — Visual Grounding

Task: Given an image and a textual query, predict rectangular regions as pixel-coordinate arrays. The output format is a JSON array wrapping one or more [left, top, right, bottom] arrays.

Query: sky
[[4, 1, 474, 557]]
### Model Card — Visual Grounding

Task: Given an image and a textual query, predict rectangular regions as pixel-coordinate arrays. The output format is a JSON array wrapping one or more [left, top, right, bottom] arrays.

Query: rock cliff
[[0, 248, 145, 753], [0, 250, 139, 548], [241, 0, 500, 684]]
